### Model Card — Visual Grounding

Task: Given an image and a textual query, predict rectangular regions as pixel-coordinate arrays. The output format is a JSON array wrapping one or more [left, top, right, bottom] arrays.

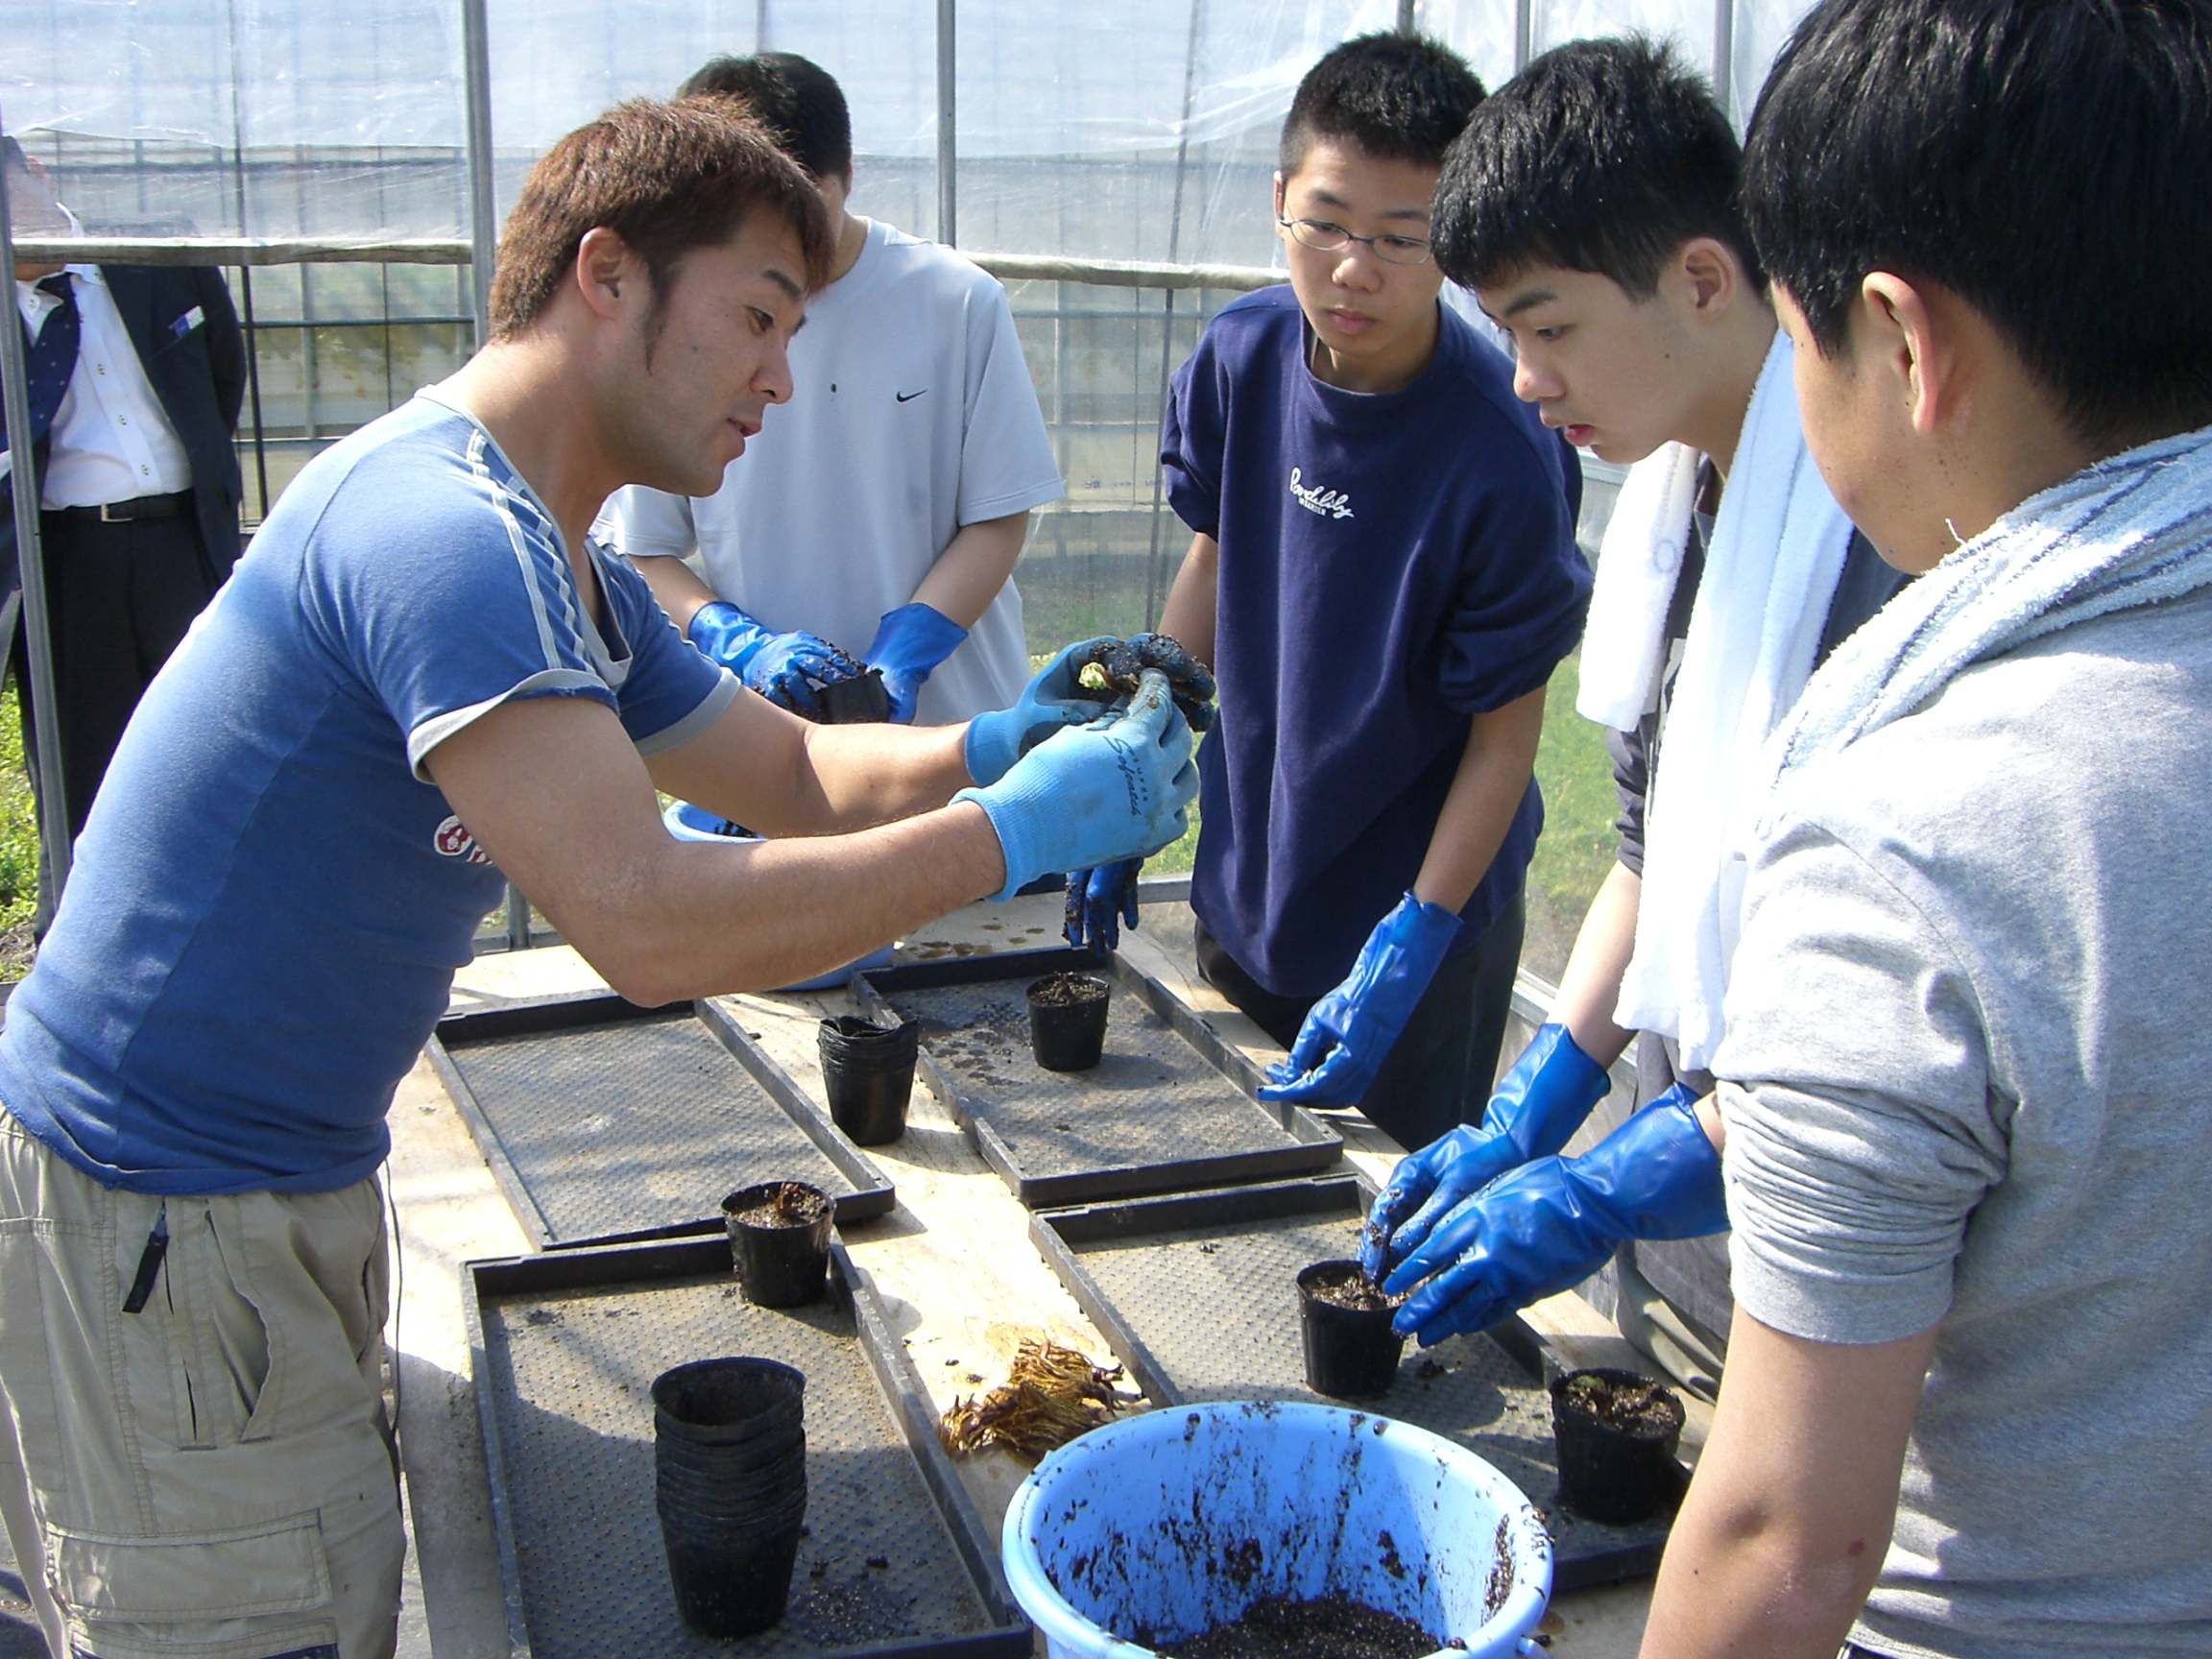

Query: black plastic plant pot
[[1296, 1259, 1407, 1399], [1550, 1367, 1687, 1526], [816, 669, 892, 725], [660, 1524, 805, 1640], [721, 1182, 835, 1308], [817, 1016, 921, 1145], [651, 1357, 809, 1638], [1025, 973, 1112, 1072]]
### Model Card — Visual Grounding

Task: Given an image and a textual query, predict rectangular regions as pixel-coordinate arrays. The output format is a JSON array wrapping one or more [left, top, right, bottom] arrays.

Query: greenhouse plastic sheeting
[[5, 0, 1822, 252]]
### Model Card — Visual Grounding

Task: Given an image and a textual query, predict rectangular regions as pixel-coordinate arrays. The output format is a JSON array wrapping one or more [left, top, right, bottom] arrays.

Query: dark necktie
[[8, 271, 82, 448]]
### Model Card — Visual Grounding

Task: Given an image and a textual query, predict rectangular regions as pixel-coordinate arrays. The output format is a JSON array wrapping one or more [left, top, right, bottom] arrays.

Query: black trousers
[[12, 508, 217, 931], [1194, 888, 1526, 1153]]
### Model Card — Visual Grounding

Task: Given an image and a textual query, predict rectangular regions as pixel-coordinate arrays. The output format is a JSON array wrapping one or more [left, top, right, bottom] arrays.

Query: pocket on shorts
[[47, 1507, 334, 1623]]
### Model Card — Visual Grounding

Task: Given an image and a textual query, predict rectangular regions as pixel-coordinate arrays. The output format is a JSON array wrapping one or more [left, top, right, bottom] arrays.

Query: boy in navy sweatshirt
[[1083, 33, 1591, 1152]]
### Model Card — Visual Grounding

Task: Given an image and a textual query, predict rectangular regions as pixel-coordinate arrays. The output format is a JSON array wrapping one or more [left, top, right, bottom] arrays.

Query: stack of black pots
[[817, 1016, 921, 1145], [653, 1358, 808, 1639]]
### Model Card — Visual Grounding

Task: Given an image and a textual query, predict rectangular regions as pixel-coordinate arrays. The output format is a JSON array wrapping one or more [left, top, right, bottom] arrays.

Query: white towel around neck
[[1755, 421, 2212, 817], [1613, 329, 1858, 1072], [1575, 443, 1701, 731]]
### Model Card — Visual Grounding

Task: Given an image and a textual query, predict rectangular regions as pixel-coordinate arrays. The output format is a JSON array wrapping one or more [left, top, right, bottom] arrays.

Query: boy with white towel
[[1358, 37, 1902, 1371], [1644, 0, 2212, 1649]]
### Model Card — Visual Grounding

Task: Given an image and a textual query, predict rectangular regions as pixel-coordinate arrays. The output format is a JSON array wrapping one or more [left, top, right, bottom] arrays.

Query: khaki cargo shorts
[[0, 1111, 401, 1659]]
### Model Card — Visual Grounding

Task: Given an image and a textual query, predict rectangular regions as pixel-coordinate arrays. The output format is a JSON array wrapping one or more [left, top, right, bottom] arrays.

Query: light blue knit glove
[[964, 635, 1118, 785], [955, 669, 1196, 902]]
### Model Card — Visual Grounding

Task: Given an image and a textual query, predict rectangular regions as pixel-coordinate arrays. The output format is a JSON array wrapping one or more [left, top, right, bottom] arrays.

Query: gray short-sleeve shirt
[[1716, 586, 2212, 1659]]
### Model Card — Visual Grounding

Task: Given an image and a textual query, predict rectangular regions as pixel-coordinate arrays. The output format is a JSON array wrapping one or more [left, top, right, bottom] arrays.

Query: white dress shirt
[[5, 262, 194, 506]]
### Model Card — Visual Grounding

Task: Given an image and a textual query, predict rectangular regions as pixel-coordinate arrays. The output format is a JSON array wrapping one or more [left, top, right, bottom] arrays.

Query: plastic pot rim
[[1024, 973, 1111, 1008], [1549, 1367, 1686, 1443], [721, 1181, 834, 1234]]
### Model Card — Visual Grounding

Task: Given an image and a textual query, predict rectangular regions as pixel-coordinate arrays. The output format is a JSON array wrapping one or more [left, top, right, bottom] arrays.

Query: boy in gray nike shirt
[[1641, 3, 2212, 1657]]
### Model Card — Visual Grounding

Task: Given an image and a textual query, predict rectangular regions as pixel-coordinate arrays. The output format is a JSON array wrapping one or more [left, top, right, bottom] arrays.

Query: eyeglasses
[[1277, 215, 1433, 267]]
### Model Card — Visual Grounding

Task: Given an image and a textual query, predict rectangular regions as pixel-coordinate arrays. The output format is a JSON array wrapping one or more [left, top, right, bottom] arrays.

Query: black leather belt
[[57, 490, 193, 524]]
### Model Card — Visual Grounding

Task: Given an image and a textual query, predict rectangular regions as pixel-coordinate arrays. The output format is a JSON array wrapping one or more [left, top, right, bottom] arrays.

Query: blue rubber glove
[[964, 635, 1118, 785], [1357, 1023, 1612, 1278], [955, 669, 1197, 901], [1255, 894, 1462, 1109], [863, 602, 970, 723], [688, 600, 860, 719], [1384, 1085, 1727, 1346], [1064, 859, 1142, 952]]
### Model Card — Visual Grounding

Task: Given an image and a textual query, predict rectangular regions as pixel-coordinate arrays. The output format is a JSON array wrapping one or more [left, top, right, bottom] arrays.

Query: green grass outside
[[1527, 651, 1618, 933], [0, 684, 40, 975]]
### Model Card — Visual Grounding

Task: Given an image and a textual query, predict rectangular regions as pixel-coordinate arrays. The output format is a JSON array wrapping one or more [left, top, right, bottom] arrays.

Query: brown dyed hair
[[488, 97, 835, 341]]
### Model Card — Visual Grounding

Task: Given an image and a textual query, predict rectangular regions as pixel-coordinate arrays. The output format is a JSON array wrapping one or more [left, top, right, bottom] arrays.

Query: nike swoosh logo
[[896, 389, 926, 402]]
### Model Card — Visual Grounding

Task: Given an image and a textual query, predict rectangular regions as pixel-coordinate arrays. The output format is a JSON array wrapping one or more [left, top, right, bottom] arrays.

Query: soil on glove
[[1157, 1591, 1449, 1659], [1028, 971, 1109, 1009], [1303, 1261, 1402, 1312], [1072, 633, 1217, 732], [731, 1182, 830, 1229], [1558, 1371, 1679, 1434]]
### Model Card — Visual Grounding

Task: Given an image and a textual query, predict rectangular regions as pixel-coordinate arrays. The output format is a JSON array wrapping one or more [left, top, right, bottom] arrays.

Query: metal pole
[[1396, 0, 1418, 35], [1514, 0, 1533, 71], [460, 0, 530, 950], [1712, 0, 1736, 120], [0, 113, 78, 903], [237, 267, 270, 519], [462, 0, 497, 349], [935, 0, 956, 246], [1142, 0, 1206, 630]]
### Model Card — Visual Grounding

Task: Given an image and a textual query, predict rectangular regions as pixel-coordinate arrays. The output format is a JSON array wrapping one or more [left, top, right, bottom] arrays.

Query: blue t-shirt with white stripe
[[0, 391, 737, 1195]]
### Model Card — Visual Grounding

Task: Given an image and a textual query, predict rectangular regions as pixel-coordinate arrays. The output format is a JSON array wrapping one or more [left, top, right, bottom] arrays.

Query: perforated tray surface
[[859, 953, 1338, 1207], [1034, 1182, 1678, 1591], [433, 997, 891, 1249], [470, 1240, 1025, 1658]]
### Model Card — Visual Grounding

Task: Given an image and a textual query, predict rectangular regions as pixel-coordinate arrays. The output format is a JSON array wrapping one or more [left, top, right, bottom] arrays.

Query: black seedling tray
[[1028, 1175, 1684, 1592], [432, 992, 894, 1249], [466, 1234, 1031, 1659], [852, 949, 1340, 1207]]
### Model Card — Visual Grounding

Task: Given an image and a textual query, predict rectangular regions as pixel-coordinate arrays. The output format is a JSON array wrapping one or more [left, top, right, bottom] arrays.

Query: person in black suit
[[4, 136, 245, 929]]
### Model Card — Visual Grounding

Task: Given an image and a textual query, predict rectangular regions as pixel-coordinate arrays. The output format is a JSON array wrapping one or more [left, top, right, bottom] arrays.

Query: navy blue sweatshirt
[[1162, 287, 1591, 998]]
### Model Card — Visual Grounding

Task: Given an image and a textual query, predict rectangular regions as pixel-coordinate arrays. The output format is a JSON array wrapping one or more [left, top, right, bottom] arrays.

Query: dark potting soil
[[1303, 1261, 1401, 1313], [1071, 633, 1218, 732], [1558, 1371, 1678, 1433], [1157, 1591, 1449, 1659], [1028, 972, 1109, 1009], [733, 1182, 830, 1229]]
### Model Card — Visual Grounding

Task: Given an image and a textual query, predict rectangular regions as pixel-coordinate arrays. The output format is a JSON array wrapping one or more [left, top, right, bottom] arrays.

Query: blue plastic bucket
[[661, 800, 895, 992], [1002, 1400, 1551, 1659]]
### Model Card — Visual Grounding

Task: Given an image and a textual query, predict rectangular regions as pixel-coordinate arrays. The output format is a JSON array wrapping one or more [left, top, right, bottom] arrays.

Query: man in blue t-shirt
[[1076, 35, 1589, 1153], [0, 102, 1192, 1659]]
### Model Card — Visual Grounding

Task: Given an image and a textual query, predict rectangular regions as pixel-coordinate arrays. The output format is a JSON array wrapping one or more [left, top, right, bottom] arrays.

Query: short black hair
[[1743, 0, 2212, 449], [1, 135, 25, 171], [1279, 33, 1484, 177], [681, 52, 853, 183], [1431, 36, 1753, 299]]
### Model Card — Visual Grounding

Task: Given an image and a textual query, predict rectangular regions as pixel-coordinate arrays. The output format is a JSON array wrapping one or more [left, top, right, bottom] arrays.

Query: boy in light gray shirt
[[1640, 2, 2212, 1657]]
